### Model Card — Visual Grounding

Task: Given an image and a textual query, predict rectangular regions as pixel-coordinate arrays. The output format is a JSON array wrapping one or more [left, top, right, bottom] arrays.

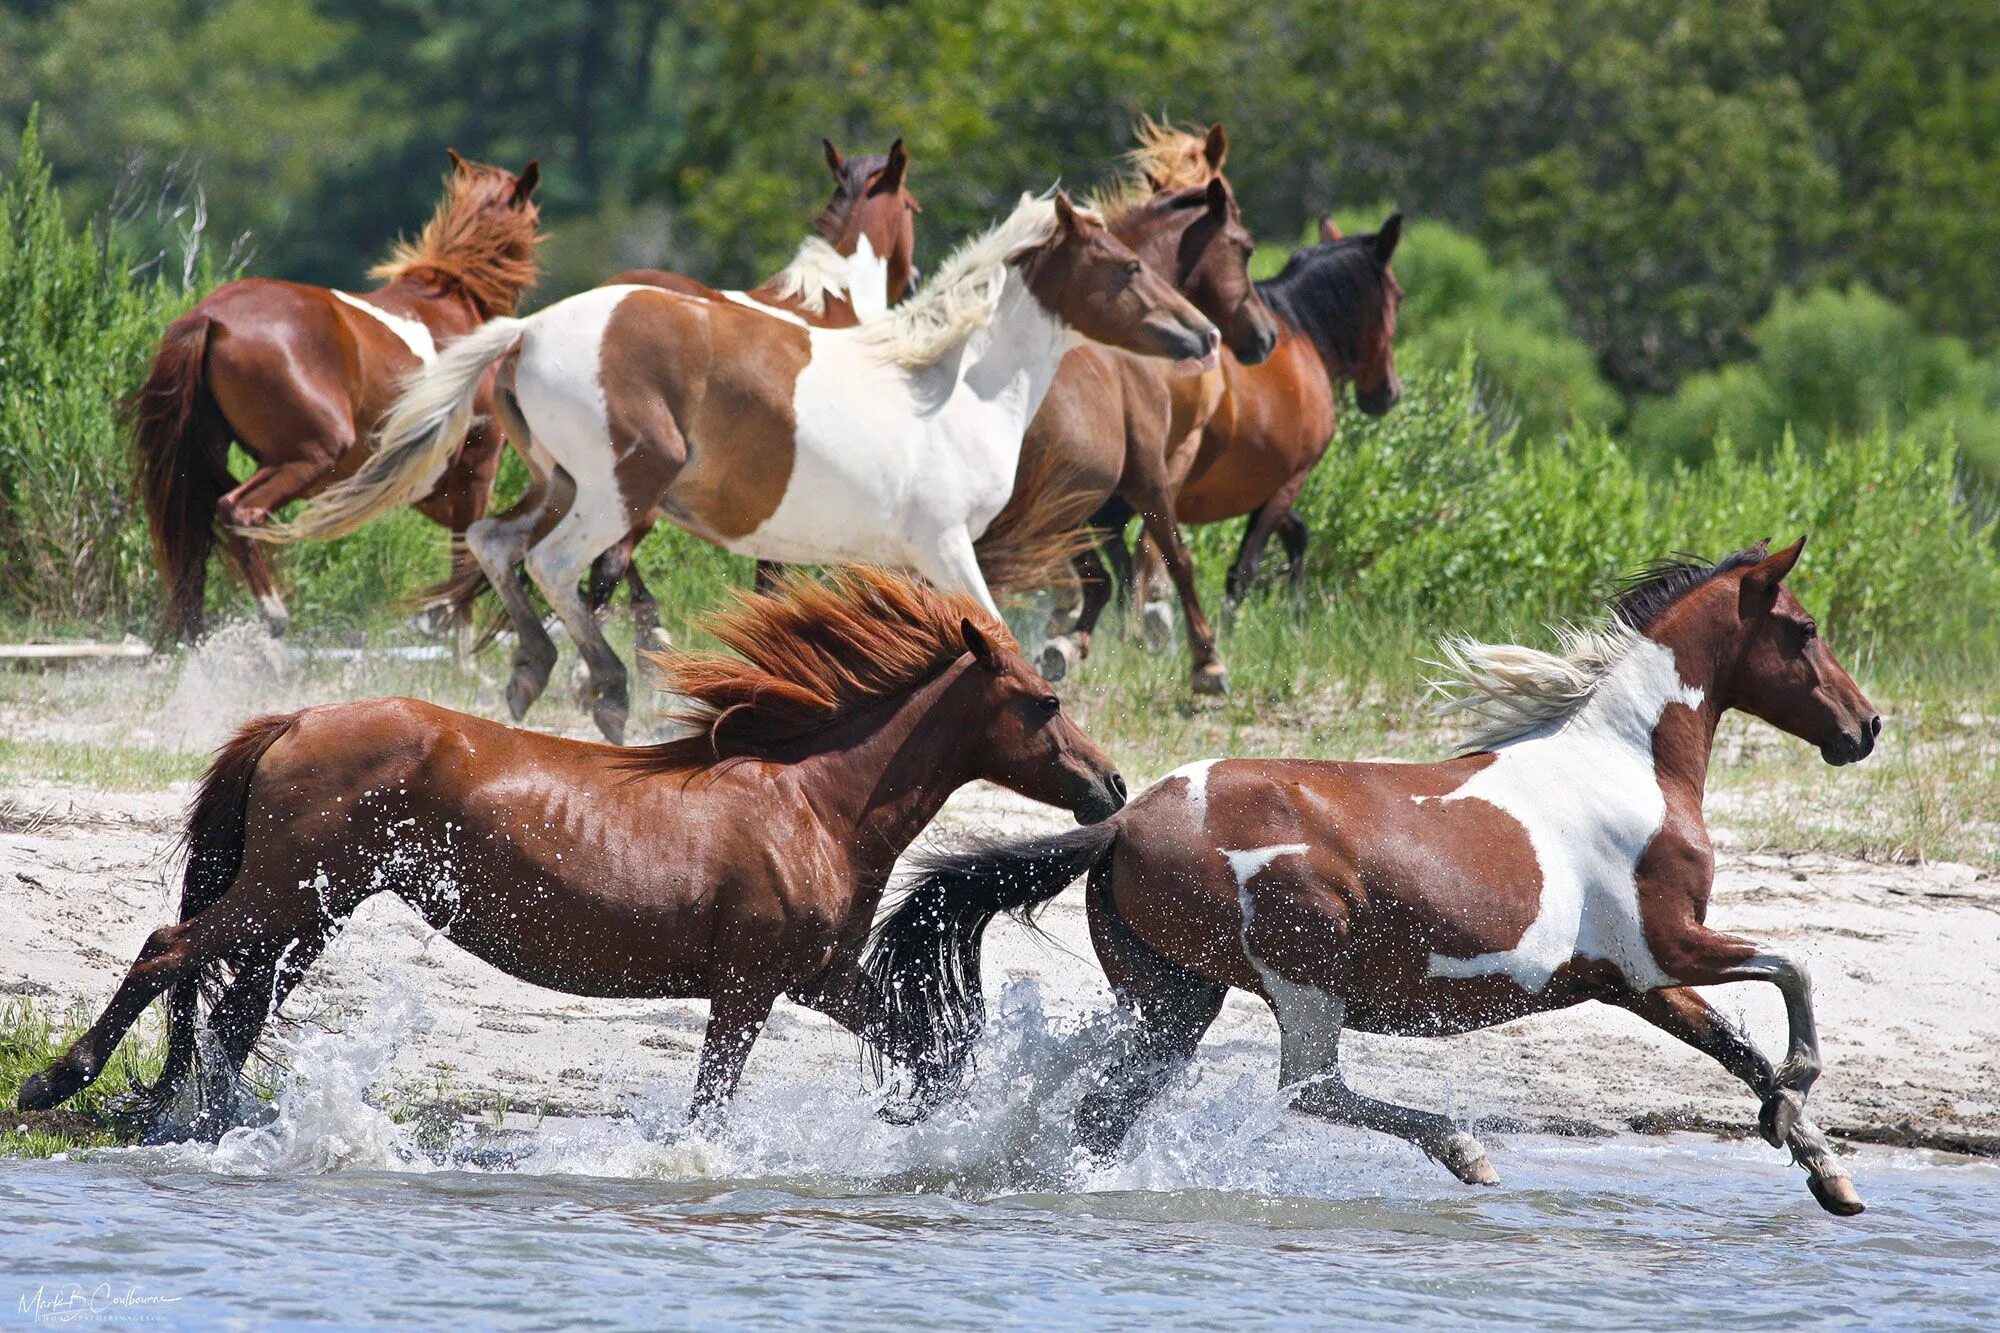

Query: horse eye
[[1039, 694, 1061, 714], [1124, 259, 1143, 277], [1800, 621, 1818, 642]]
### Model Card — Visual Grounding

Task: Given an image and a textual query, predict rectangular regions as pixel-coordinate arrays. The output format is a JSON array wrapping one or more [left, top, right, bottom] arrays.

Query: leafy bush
[[1247, 353, 2000, 658], [0, 114, 199, 630]]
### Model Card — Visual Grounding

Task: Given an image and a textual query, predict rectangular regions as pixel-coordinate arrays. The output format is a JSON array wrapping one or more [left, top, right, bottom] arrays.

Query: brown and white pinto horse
[[989, 123, 1279, 695], [451, 138, 921, 639], [870, 539, 1882, 1216], [279, 192, 1221, 743], [134, 152, 542, 640], [16, 570, 1125, 1138]]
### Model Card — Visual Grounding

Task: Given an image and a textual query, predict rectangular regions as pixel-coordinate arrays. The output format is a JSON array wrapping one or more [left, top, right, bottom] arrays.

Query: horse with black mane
[[868, 539, 1881, 1216]]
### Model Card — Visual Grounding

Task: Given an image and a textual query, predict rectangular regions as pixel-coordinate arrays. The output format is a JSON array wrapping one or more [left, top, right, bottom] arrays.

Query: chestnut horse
[[276, 193, 1220, 742], [134, 152, 542, 640], [17, 570, 1125, 1139], [451, 138, 922, 641], [870, 539, 1882, 1216], [990, 123, 1279, 696]]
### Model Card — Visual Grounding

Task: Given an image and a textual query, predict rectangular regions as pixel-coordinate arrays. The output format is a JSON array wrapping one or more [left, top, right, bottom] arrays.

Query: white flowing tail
[[264, 317, 526, 543]]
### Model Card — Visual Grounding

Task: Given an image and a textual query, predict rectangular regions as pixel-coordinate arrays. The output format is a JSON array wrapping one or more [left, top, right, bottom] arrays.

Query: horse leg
[[1273, 985, 1500, 1185], [914, 526, 1002, 618], [1130, 484, 1227, 696], [1615, 986, 1862, 1215], [622, 522, 668, 650], [218, 457, 333, 637], [1651, 926, 1827, 1147], [412, 419, 504, 634], [1039, 540, 1113, 683], [466, 496, 564, 721], [523, 500, 637, 743], [690, 983, 779, 1124], [1276, 510, 1311, 601], [1075, 876, 1227, 1156], [1225, 464, 1314, 615]]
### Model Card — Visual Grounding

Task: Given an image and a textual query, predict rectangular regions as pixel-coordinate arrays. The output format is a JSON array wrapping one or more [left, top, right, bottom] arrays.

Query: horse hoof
[[1038, 637, 1080, 683], [1437, 1132, 1501, 1186], [592, 700, 629, 746], [1190, 663, 1230, 697], [1808, 1172, 1866, 1217], [1760, 1089, 1805, 1148], [1140, 601, 1175, 654], [505, 673, 544, 721]]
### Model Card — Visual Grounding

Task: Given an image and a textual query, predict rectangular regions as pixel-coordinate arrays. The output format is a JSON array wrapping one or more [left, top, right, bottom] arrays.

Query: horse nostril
[[1868, 714, 1882, 739], [1108, 772, 1128, 802]]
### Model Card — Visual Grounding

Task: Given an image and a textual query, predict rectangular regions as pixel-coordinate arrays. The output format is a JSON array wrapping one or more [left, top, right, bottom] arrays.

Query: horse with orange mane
[[134, 152, 543, 641], [870, 539, 1881, 1216], [16, 569, 1125, 1137]]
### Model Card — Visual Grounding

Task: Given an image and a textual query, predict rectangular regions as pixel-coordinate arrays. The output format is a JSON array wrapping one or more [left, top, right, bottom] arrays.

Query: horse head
[[818, 137, 920, 306]]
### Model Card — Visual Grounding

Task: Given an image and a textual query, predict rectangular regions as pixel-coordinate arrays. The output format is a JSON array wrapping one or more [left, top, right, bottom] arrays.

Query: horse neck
[[1498, 630, 1722, 805], [1256, 267, 1358, 391], [942, 270, 1071, 423], [368, 272, 481, 321], [790, 662, 983, 872]]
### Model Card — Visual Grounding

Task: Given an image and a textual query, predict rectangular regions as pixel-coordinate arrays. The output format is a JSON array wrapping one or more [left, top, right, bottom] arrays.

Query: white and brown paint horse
[[279, 193, 1221, 742], [444, 138, 922, 639], [870, 539, 1883, 1216]]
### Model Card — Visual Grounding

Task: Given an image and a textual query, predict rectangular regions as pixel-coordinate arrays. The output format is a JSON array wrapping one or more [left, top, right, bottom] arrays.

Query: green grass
[[0, 997, 164, 1157]]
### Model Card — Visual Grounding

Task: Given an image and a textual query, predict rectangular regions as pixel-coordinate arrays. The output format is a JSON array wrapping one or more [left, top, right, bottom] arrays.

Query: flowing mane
[[1257, 232, 1395, 365], [629, 568, 1015, 771], [1430, 546, 1767, 749], [369, 162, 542, 316], [765, 235, 851, 314], [1088, 119, 1218, 223], [854, 193, 1075, 368]]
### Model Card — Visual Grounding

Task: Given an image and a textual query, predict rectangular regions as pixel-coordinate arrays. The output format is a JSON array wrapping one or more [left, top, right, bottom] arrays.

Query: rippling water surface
[[6, 982, 1995, 1329]]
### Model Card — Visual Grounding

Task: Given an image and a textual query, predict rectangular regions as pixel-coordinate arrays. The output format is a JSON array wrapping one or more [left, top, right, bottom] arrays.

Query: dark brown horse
[[990, 123, 1279, 696], [870, 539, 1882, 1216], [17, 570, 1124, 1137], [135, 152, 543, 640], [1176, 214, 1403, 610]]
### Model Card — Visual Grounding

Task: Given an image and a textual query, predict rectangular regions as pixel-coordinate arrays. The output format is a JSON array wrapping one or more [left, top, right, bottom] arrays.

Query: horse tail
[[974, 445, 1100, 597], [862, 819, 1122, 1107], [145, 712, 301, 1106], [132, 314, 230, 642], [267, 317, 525, 543]]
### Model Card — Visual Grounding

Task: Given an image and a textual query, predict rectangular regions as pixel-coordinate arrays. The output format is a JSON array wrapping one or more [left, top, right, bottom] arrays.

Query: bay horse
[[868, 539, 1883, 1216], [987, 122, 1279, 696], [16, 569, 1126, 1139], [449, 138, 922, 641], [1174, 214, 1403, 611], [134, 151, 542, 640], [274, 192, 1221, 743]]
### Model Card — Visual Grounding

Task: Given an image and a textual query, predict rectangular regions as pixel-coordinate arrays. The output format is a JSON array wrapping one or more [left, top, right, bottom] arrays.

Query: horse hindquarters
[[133, 315, 231, 642]]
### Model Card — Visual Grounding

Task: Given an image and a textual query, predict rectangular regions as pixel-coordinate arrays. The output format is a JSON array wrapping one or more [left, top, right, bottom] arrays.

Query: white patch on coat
[[1424, 636, 1704, 992], [721, 290, 811, 327], [1154, 758, 1221, 822], [842, 234, 890, 319], [334, 290, 437, 362], [1228, 843, 1341, 1081], [505, 286, 628, 524]]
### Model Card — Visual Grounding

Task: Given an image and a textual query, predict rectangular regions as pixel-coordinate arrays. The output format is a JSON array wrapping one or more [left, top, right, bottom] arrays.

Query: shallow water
[[6, 981, 1997, 1329]]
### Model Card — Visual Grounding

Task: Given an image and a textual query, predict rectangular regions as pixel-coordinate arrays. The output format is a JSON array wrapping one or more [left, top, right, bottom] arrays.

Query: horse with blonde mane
[[869, 539, 1882, 1216], [272, 191, 1221, 742], [17, 569, 1127, 1138], [134, 152, 542, 640]]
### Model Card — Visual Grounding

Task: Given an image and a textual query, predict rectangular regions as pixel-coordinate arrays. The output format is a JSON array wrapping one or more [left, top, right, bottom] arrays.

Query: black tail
[[863, 819, 1121, 1106], [144, 713, 301, 1106], [132, 314, 231, 643]]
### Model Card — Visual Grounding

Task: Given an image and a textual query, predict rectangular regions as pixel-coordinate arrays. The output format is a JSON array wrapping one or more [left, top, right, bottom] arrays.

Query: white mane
[[766, 236, 850, 315], [1429, 619, 1646, 750], [855, 193, 1074, 369]]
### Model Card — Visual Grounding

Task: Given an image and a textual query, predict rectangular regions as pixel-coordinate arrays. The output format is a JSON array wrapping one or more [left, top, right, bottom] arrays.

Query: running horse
[[134, 152, 543, 640], [16, 570, 1126, 1138], [274, 192, 1222, 742], [990, 122, 1280, 696], [870, 539, 1882, 1216]]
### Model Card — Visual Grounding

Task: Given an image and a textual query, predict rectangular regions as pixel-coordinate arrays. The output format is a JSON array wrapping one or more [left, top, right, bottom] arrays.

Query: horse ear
[[446, 148, 469, 174], [1203, 123, 1229, 172], [961, 618, 1002, 670], [1319, 215, 1343, 243], [511, 160, 540, 203], [1740, 535, 1806, 610], [1053, 191, 1084, 235], [823, 139, 845, 181], [1374, 212, 1403, 263], [871, 138, 909, 195], [1204, 176, 1230, 214]]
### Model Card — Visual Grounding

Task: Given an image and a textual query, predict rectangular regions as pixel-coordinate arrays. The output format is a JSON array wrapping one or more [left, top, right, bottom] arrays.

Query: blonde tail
[[262, 317, 526, 543]]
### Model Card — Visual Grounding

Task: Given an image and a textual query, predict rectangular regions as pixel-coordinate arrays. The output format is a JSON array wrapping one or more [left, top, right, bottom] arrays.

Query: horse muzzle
[[1074, 770, 1128, 825], [1821, 713, 1882, 766]]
